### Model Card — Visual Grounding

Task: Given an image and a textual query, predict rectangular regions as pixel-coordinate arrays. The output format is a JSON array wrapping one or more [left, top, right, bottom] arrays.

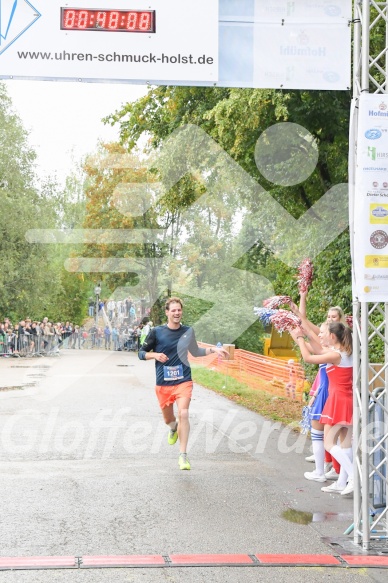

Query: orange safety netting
[[189, 344, 307, 401]]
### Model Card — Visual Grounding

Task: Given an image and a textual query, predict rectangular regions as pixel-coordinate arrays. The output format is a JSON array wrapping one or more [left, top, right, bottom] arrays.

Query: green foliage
[[169, 285, 268, 350], [234, 320, 265, 353], [0, 84, 60, 319], [177, 294, 213, 328], [81, 143, 173, 303], [0, 83, 95, 324], [365, 306, 386, 364], [101, 85, 353, 359], [50, 271, 89, 323], [104, 86, 231, 150], [239, 230, 352, 326]]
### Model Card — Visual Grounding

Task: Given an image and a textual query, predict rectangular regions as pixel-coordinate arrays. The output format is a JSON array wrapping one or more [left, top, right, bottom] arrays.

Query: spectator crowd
[[0, 296, 153, 357]]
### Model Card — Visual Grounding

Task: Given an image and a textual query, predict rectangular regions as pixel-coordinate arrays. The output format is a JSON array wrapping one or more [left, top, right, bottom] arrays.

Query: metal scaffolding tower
[[352, 0, 388, 550]]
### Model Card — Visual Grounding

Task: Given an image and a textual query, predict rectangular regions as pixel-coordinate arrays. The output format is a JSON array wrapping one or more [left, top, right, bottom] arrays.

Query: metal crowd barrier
[[2, 328, 144, 355], [9, 333, 62, 357], [0, 336, 7, 356]]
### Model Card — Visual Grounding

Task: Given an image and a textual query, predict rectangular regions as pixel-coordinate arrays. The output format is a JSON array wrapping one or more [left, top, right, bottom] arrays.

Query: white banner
[[0, 0, 352, 89], [353, 93, 388, 301], [0, 0, 218, 82], [254, 22, 350, 90], [254, 0, 351, 23]]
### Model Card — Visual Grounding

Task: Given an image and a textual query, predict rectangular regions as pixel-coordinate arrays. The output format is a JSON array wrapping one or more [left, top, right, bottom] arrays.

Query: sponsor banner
[[0, 0, 351, 89], [253, 23, 350, 90], [254, 0, 351, 23], [353, 93, 388, 301], [0, 0, 218, 82]]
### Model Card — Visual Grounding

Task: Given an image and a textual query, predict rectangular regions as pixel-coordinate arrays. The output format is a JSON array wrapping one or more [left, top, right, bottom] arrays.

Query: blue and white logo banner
[[353, 93, 388, 301]]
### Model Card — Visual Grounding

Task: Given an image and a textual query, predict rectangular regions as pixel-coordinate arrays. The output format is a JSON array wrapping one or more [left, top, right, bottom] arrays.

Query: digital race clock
[[60, 8, 156, 32]]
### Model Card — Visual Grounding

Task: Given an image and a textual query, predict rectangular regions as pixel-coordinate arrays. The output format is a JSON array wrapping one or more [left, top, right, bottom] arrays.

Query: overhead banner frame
[[0, 0, 352, 90]]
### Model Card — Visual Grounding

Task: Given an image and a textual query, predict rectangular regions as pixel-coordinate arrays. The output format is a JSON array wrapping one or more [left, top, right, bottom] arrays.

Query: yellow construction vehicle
[[263, 326, 299, 361]]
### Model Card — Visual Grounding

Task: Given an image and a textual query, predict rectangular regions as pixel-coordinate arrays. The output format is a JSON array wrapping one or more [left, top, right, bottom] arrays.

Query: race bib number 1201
[[163, 364, 184, 382]]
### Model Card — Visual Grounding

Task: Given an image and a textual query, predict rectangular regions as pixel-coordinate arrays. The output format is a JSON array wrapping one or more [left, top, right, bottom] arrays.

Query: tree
[[104, 85, 352, 343], [46, 169, 91, 323], [0, 83, 93, 324], [0, 84, 61, 320], [81, 143, 172, 321]]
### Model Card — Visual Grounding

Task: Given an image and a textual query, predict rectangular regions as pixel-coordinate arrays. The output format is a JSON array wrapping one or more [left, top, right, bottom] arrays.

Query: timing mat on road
[[0, 554, 387, 570]]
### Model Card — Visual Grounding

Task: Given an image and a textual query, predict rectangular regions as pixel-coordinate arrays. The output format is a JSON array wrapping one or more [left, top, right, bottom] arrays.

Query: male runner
[[138, 297, 229, 470]]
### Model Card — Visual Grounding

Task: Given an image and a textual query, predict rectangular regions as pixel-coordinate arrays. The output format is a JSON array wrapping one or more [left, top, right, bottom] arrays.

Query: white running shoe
[[304, 470, 326, 483], [340, 478, 354, 496], [305, 454, 315, 463], [325, 468, 339, 480], [323, 462, 333, 473], [321, 481, 345, 493]]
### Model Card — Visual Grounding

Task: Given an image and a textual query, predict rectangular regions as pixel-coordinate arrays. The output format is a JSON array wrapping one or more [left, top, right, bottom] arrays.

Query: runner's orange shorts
[[155, 381, 193, 409]]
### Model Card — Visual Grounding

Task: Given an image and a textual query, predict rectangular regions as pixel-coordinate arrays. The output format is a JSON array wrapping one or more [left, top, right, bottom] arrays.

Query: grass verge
[[191, 365, 303, 428]]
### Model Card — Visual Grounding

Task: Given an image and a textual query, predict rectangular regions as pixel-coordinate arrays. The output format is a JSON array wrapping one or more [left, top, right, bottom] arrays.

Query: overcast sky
[[4, 79, 147, 184]]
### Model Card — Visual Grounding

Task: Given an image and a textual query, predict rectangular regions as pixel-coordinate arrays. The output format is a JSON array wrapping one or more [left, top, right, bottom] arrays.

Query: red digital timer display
[[60, 8, 156, 32]]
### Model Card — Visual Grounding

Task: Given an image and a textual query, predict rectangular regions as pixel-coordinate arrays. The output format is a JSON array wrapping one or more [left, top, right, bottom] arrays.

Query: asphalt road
[[0, 349, 386, 583]]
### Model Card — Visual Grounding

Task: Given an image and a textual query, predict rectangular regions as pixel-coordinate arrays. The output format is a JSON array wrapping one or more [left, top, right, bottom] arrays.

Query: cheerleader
[[290, 293, 346, 476], [291, 322, 354, 496]]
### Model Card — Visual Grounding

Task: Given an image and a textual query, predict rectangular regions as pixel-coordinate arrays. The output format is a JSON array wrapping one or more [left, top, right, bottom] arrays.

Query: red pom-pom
[[263, 295, 293, 310], [270, 310, 301, 333], [297, 258, 314, 293]]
